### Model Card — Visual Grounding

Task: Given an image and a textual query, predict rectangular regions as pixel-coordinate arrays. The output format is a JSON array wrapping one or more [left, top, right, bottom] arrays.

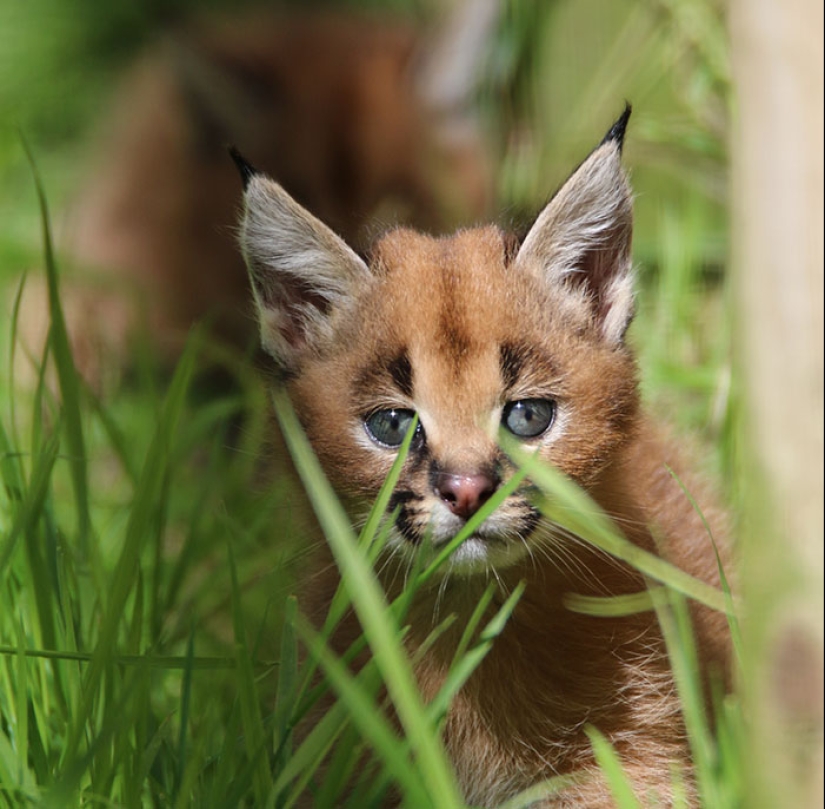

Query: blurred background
[[0, 1, 820, 806], [0, 0, 732, 435], [0, 0, 730, 258]]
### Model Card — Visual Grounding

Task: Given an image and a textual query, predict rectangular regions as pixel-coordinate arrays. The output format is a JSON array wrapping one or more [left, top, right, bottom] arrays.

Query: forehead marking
[[353, 348, 414, 402], [436, 252, 473, 378]]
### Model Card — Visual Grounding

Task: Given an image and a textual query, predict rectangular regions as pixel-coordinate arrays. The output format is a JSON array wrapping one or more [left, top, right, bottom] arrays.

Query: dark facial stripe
[[387, 350, 414, 398], [388, 490, 423, 512], [439, 316, 472, 378], [437, 262, 473, 378], [388, 490, 424, 545], [353, 348, 414, 402], [500, 342, 561, 391], [499, 342, 525, 391]]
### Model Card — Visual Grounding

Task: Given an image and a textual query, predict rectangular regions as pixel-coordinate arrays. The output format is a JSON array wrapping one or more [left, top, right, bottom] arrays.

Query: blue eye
[[502, 399, 555, 438], [364, 409, 417, 447]]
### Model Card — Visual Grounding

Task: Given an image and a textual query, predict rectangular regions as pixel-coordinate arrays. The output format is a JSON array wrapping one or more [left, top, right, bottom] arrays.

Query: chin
[[439, 534, 532, 575], [385, 525, 533, 578]]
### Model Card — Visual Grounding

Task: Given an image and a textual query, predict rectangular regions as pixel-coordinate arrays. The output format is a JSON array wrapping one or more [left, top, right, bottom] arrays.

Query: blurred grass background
[[0, 0, 734, 454], [1, 0, 816, 806]]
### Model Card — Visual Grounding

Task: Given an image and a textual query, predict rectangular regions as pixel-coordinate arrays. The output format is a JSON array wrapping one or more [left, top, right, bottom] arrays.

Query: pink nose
[[435, 472, 497, 519]]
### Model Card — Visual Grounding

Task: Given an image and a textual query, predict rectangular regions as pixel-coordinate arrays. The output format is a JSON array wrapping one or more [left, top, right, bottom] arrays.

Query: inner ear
[[572, 215, 633, 335], [514, 117, 635, 345], [237, 169, 370, 368]]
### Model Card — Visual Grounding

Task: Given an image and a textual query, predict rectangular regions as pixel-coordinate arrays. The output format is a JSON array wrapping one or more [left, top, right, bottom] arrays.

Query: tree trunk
[[729, 1, 824, 806]]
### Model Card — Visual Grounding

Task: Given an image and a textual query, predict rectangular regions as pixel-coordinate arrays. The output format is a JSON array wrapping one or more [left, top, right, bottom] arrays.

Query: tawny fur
[[238, 118, 732, 807]]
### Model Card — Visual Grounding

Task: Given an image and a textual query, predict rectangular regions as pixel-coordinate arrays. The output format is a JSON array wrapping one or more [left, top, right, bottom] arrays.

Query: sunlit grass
[[0, 2, 749, 806], [0, 168, 743, 807]]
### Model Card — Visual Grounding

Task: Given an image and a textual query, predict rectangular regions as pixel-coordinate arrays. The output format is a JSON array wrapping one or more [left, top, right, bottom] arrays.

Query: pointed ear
[[234, 152, 370, 368], [515, 107, 635, 345]]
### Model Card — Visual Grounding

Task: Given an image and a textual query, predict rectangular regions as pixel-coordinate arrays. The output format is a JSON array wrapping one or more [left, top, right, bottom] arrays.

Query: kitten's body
[[396, 423, 727, 807], [237, 111, 731, 806]]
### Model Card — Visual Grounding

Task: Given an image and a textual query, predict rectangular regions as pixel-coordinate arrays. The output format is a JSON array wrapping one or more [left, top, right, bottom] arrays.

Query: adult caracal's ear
[[515, 105, 634, 345], [231, 148, 370, 369]]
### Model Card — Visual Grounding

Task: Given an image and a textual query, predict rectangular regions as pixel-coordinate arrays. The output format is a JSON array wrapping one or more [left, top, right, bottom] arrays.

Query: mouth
[[426, 528, 537, 574], [390, 496, 541, 572]]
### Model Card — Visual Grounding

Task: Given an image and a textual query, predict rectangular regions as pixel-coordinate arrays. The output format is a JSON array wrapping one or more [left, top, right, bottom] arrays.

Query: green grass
[[0, 170, 743, 807], [0, 2, 750, 806]]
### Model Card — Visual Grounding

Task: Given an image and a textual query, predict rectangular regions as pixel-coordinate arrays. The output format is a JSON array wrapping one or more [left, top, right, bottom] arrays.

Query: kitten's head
[[234, 107, 639, 574]]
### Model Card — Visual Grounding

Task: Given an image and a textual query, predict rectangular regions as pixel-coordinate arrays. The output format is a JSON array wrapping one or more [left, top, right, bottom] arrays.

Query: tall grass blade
[[14, 619, 29, 788], [494, 774, 585, 809], [6, 271, 29, 445], [428, 580, 525, 723], [174, 627, 197, 802], [585, 726, 642, 809], [298, 617, 431, 807], [313, 723, 366, 808], [665, 464, 743, 662], [503, 437, 730, 614], [315, 411, 419, 653], [227, 539, 274, 803], [61, 340, 197, 765], [273, 595, 298, 772], [0, 426, 59, 579], [272, 700, 351, 807], [271, 388, 464, 808], [20, 136, 91, 555], [651, 587, 721, 807]]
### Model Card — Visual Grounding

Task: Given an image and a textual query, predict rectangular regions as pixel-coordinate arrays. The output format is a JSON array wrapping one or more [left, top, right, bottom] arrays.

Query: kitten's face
[[286, 226, 638, 572], [236, 108, 637, 574]]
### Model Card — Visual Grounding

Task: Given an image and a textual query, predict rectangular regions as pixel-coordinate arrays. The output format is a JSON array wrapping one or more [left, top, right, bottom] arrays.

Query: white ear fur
[[239, 174, 370, 367], [515, 131, 634, 345]]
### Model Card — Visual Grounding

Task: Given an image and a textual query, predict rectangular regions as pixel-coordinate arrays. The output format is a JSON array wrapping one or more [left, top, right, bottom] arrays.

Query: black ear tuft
[[600, 103, 632, 153], [228, 145, 259, 189]]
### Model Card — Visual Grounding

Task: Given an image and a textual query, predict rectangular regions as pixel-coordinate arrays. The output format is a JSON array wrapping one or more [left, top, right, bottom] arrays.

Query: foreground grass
[[0, 364, 745, 807], [0, 157, 746, 809], [0, 2, 744, 798]]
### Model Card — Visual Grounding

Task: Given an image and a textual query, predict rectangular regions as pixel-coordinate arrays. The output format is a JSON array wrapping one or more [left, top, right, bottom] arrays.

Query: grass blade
[[503, 437, 731, 614], [585, 726, 642, 809], [650, 587, 721, 808], [227, 539, 274, 802], [174, 627, 196, 803], [20, 136, 91, 556], [298, 617, 431, 807], [61, 340, 197, 765], [428, 581, 525, 723], [665, 464, 743, 662], [0, 426, 59, 579], [274, 595, 299, 771], [272, 388, 463, 808]]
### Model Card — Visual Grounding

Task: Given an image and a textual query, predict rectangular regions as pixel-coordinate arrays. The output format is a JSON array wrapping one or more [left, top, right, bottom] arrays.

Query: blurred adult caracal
[[16, 7, 493, 385]]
